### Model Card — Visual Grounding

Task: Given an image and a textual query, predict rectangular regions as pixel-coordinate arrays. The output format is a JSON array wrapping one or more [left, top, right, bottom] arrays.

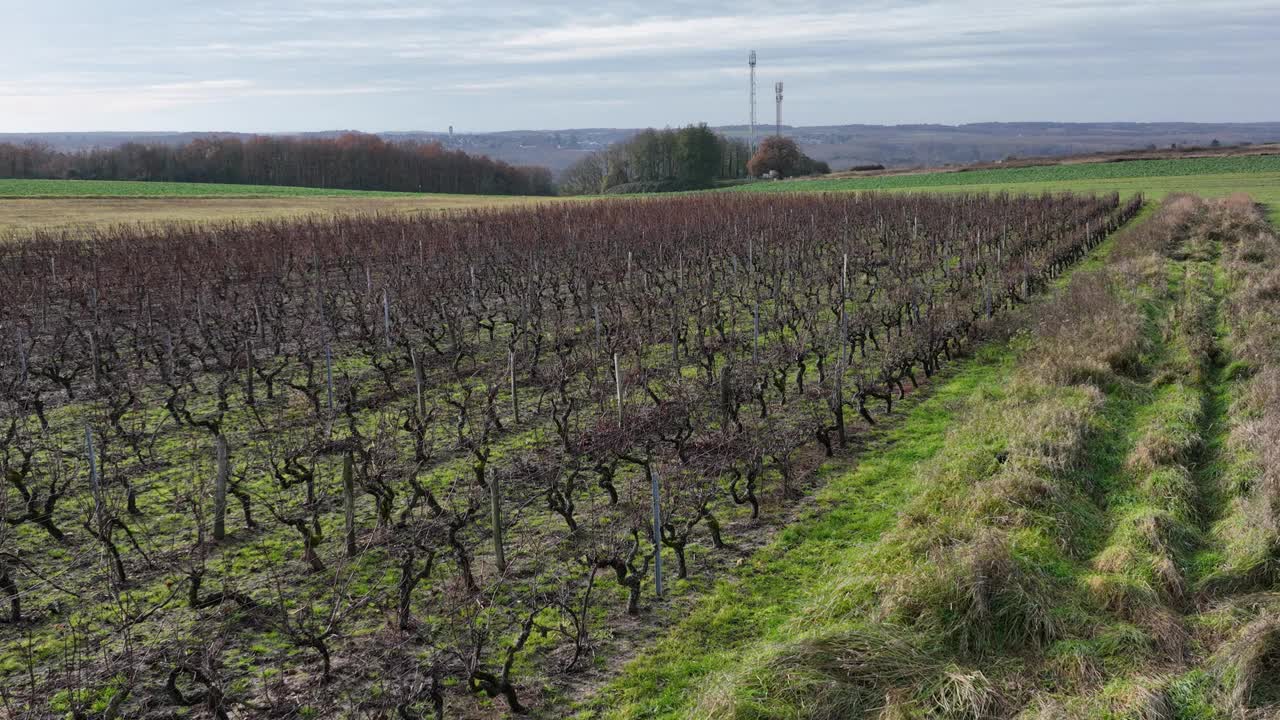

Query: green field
[[732, 154, 1280, 223], [0, 178, 426, 198]]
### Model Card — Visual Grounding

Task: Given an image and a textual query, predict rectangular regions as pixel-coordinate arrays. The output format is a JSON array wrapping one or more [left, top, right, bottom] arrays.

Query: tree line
[[559, 124, 753, 195], [0, 133, 556, 196]]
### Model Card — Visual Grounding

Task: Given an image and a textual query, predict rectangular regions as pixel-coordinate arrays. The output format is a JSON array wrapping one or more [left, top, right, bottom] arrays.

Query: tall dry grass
[[1208, 196, 1280, 591]]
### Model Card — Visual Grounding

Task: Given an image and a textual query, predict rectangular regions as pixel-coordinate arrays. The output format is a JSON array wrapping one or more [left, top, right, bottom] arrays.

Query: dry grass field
[[0, 194, 564, 236], [0, 179, 569, 236]]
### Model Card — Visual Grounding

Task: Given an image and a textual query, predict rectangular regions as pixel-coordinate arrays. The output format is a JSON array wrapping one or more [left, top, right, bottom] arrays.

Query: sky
[[2, 0, 1279, 133]]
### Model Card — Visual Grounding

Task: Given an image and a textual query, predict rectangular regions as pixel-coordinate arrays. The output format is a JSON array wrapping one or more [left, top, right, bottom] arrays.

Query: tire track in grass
[[1023, 197, 1280, 718], [1177, 198, 1280, 718], [1052, 207, 1223, 716]]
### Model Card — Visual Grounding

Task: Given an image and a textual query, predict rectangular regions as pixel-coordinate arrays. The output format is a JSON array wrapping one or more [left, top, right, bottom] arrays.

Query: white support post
[[752, 300, 760, 364]]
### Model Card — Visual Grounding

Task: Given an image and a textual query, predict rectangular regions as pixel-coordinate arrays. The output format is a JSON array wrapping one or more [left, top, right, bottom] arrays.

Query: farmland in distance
[[0, 179, 561, 235], [734, 153, 1280, 223]]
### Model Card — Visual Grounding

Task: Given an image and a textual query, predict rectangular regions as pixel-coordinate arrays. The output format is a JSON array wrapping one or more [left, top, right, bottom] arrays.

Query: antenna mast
[[749, 51, 758, 152], [775, 81, 784, 136]]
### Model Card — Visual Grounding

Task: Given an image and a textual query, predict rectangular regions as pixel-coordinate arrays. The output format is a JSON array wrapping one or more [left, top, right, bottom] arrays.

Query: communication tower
[[749, 51, 757, 151], [775, 82, 784, 136]]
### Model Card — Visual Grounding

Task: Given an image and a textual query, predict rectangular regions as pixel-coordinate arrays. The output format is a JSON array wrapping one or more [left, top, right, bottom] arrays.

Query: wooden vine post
[[490, 467, 506, 573], [509, 350, 519, 424], [324, 343, 335, 413], [213, 434, 229, 542], [244, 341, 255, 404], [752, 300, 760, 365], [343, 451, 357, 557], [84, 422, 102, 532], [651, 465, 664, 598], [613, 353, 624, 428], [834, 253, 850, 448], [719, 364, 733, 429], [412, 348, 426, 417]]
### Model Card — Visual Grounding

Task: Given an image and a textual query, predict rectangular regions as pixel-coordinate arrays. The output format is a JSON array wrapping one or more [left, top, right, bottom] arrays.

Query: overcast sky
[[2, 0, 1278, 133]]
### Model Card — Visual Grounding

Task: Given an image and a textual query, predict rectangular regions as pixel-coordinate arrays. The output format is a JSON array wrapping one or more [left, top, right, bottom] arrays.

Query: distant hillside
[[739, 122, 1280, 171], [5, 122, 1280, 174]]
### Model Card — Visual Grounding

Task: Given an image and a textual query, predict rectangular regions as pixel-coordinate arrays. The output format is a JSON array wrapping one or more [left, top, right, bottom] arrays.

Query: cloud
[[0, 77, 407, 116], [0, 0, 1277, 131]]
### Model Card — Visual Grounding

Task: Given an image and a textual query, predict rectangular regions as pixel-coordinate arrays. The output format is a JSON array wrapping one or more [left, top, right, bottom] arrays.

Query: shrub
[[747, 136, 830, 178], [600, 179, 711, 194]]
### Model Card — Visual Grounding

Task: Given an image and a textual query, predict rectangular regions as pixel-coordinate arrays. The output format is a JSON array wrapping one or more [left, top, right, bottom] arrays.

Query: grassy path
[[582, 351, 1013, 717], [1187, 263, 1233, 588], [1015, 198, 1278, 717], [584, 208, 1149, 719], [591, 196, 1280, 719], [1174, 200, 1280, 716]]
